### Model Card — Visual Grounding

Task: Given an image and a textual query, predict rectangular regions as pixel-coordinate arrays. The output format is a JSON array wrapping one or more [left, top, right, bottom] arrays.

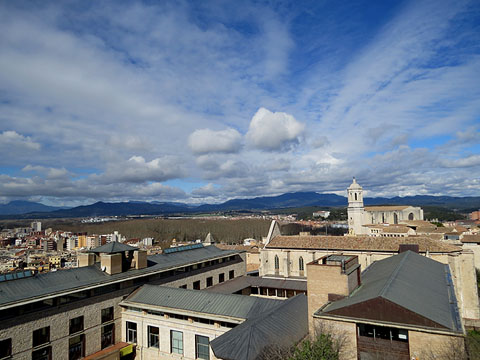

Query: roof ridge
[[378, 251, 410, 298]]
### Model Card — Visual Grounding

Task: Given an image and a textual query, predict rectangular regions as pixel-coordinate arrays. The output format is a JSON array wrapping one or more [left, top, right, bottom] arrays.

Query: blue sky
[[0, 0, 479, 206]]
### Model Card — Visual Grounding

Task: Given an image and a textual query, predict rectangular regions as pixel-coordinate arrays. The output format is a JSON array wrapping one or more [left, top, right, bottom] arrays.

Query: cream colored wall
[[409, 330, 465, 359], [448, 250, 480, 319], [462, 243, 480, 270], [122, 309, 229, 360], [311, 318, 357, 360]]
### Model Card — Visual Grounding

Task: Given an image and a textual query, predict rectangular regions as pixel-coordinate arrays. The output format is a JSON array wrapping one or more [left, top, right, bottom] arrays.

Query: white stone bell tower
[[347, 177, 365, 235]]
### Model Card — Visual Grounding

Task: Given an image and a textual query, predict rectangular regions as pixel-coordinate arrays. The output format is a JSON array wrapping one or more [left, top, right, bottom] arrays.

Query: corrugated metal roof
[[121, 284, 282, 319], [210, 294, 308, 360], [205, 276, 307, 294], [319, 251, 462, 332], [88, 241, 138, 253], [0, 245, 239, 307]]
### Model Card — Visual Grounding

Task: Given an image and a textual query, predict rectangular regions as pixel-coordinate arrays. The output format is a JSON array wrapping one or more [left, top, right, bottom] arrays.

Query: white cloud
[[246, 108, 305, 151], [441, 155, 480, 168], [188, 128, 242, 154], [97, 156, 186, 184], [22, 165, 71, 179], [0, 130, 40, 150]]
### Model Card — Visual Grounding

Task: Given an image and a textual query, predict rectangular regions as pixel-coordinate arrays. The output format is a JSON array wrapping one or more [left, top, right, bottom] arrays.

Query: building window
[[206, 277, 213, 287], [299, 257, 304, 271], [354, 193, 357, 201], [101, 307, 114, 323], [179, 284, 187, 289], [357, 323, 408, 342], [171, 330, 183, 355], [229, 270, 234, 279], [69, 316, 84, 335], [0, 338, 11, 359], [101, 324, 114, 349], [126, 322, 137, 343], [195, 335, 210, 360], [193, 280, 201, 290], [32, 346, 51, 360], [393, 213, 398, 224], [408, 212, 414, 221], [33, 327, 50, 348], [68, 334, 84, 360], [148, 326, 159, 348], [274, 255, 279, 270], [218, 273, 225, 283]]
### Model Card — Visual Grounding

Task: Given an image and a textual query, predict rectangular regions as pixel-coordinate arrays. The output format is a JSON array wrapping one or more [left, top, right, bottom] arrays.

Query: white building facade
[[347, 178, 424, 235]]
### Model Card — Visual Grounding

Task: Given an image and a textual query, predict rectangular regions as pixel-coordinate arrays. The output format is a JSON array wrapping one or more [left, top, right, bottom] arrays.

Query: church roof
[[265, 235, 459, 253], [364, 205, 411, 211]]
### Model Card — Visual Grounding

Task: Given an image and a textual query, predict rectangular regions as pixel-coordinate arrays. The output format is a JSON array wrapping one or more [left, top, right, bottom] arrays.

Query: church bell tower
[[347, 177, 365, 235]]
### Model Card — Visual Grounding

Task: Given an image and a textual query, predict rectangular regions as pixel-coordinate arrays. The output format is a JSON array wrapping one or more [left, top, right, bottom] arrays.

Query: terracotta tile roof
[[462, 234, 480, 243], [381, 226, 411, 233], [266, 235, 460, 253], [400, 220, 433, 227], [416, 227, 452, 234], [216, 244, 261, 253], [364, 206, 410, 211]]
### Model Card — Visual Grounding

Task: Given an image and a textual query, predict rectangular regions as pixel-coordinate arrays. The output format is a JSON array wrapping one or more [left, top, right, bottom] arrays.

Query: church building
[[347, 178, 424, 235]]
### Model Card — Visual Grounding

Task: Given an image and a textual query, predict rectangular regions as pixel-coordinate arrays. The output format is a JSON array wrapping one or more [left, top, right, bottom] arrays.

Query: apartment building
[[0, 242, 245, 359]]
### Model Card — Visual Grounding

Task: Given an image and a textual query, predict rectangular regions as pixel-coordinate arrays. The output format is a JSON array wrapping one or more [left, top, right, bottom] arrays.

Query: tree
[[290, 334, 340, 360]]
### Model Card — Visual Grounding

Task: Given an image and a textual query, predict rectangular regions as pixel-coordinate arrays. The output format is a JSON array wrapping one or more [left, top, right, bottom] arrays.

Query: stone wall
[[409, 330, 465, 359]]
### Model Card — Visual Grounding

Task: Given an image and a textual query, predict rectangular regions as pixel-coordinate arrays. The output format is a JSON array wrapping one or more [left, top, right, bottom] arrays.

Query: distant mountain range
[[0, 192, 479, 219], [0, 200, 65, 215]]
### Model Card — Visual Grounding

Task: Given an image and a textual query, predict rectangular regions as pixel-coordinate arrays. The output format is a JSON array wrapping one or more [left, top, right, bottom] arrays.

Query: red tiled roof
[[266, 235, 459, 253]]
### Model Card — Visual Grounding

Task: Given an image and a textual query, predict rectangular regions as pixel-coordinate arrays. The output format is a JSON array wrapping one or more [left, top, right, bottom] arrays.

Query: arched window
[[354, 193, 357, 201], [274, 255, 279, 270], [382, 213, 385, 223], [408, 212, 414, 221], [393, 213, 398, 224], [299, 257, 304, 271]]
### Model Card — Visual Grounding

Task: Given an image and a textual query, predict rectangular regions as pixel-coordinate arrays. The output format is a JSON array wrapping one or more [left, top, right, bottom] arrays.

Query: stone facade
[[347, 178, 424, 235], [408, 329, 465, 359], [0, 251, 246, 359]]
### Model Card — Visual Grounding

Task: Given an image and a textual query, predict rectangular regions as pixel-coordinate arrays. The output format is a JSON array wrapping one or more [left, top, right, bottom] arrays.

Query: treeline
[[1, 218, 272, 247]]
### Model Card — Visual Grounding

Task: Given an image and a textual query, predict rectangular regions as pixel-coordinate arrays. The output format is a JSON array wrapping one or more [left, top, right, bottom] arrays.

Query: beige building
[[260, 221, 480, 321], [347, 178, 424, 235], [119, 284, 307, 360], [310, 251, 465, 360], [0, 242, 246, 359]]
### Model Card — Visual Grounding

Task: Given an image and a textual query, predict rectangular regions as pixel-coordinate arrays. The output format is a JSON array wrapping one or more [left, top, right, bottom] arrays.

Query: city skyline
[[0, 0, 479, 206]]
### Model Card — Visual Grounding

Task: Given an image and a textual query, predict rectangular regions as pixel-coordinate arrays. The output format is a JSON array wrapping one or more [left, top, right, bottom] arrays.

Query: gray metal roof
[[121, 284, 282, 319], [0, 245, 239, 307], [205, 275, 307, 294], [210, 294, 308, 360], [88, 241, 138, 253], [319, 251, 462, 332]]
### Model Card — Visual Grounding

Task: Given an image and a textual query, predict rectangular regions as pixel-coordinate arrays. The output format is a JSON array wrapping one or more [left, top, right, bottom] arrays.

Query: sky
[[0, 0, 479, 206]]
